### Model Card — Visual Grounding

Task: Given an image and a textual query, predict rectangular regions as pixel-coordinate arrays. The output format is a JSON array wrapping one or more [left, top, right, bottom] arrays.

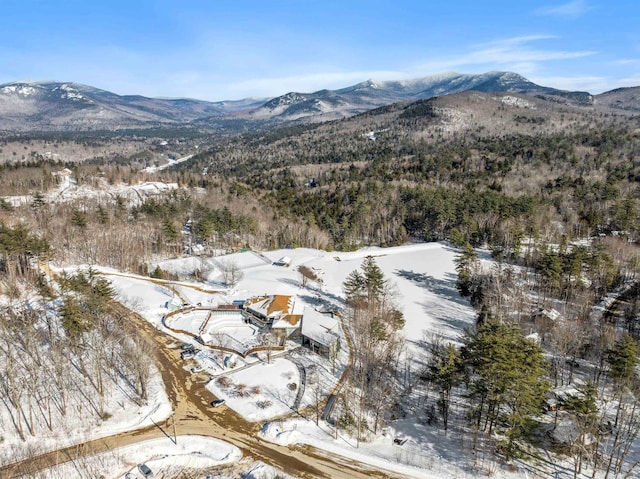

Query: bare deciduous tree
[[219, 259, 244, 288]]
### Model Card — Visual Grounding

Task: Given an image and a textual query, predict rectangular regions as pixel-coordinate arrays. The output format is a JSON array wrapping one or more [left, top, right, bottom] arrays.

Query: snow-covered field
[[107, 243, 476, 395], [153, 243, 476, 348], [259, 420, 461, 479]]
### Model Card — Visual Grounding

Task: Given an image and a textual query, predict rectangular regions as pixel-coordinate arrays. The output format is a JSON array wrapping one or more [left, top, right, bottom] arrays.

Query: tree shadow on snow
[[395, 269, 473, 344], [277, 278, 346, 310], [395, 269, 468, 307], [298, 294, 338, 312]]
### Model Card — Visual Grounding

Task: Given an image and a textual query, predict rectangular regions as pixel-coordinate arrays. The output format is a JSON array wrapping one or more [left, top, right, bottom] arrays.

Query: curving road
[[0, 301, 409, 479]]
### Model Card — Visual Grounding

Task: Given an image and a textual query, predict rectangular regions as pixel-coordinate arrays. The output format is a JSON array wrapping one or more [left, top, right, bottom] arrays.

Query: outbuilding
[[300, 307, 340, 360]]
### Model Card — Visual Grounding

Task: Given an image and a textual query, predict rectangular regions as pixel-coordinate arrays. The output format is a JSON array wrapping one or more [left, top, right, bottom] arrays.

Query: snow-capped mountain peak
[[0, 82, 42, 97], [53, 83, 89, 102]]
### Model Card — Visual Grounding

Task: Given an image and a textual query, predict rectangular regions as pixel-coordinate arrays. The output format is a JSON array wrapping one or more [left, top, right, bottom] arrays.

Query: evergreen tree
[[427, 342, 462, 431], [95, 204, 109, 224], [343, 269, 365, 304], [462, 319, 550, 459], [162, 219, 178, 243], [59, 297, 90, 340], [455, 243, 483, 306], [606, 335, 638, 386], [150, 265, 165, 279], [343, 255, 386, 306], [537, 248, 563, 290], [70, 209, 88, 229], [361, 255, 385, 303], [342, 256, 405, 436], [0, 222, 50, 278], [30, 191, 46, 211]]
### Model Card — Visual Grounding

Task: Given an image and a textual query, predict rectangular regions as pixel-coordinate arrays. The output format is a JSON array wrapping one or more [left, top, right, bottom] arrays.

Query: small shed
[[273, 256, 292, 267], [301, 307, 340, 359], [531, 308, 561, 332]]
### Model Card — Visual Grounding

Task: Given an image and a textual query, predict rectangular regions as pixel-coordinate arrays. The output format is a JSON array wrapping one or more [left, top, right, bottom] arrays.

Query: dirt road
[[0, 302, 409, 479]]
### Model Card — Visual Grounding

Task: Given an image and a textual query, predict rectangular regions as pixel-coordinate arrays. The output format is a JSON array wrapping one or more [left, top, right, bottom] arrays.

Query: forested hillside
[[184, 91, 640, 250]]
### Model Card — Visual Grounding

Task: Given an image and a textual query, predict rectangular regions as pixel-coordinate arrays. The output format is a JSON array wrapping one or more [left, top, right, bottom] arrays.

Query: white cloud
[[414, 35, 595, 76], [613, 59, 640, 66], [536, 0, 592, 18]]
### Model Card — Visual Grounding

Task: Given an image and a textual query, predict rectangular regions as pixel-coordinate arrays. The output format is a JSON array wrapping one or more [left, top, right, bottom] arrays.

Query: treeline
[[420, 315, 640, 477], [260, 181, 536, 249], [451, 237, 640, 476]]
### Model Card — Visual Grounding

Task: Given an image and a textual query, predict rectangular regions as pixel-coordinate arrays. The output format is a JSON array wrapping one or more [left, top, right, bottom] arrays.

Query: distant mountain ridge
[[594, 86, 640, 112], [243, 71, 596, 122], [0, 81, 232, 131], [0, 72, 636, 132]]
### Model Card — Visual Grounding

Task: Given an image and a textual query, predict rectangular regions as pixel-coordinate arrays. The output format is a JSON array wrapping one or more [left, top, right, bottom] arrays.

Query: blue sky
[[1, 0, 638, 100]]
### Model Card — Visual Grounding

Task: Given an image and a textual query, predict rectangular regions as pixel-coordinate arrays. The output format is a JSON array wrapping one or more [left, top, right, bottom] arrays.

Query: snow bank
[[259, 422, 301, 445], [34, 435, 241, 479], [120, 435, 242, 475], [243, 461, 298, 479]]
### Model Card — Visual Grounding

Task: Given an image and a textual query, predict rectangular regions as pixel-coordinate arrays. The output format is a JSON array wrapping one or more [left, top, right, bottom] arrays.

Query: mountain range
[[0, 72, 637, 132]]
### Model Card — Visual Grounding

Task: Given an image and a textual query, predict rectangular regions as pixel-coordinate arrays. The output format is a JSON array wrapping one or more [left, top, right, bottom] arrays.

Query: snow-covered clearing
[[194, 243, 476, 348], [259, 420, 458, 479], [143, 154, 195, 173], [108, 242, 475, 387], [100, 243, 497, 477], [37, 243, 498, 478]]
